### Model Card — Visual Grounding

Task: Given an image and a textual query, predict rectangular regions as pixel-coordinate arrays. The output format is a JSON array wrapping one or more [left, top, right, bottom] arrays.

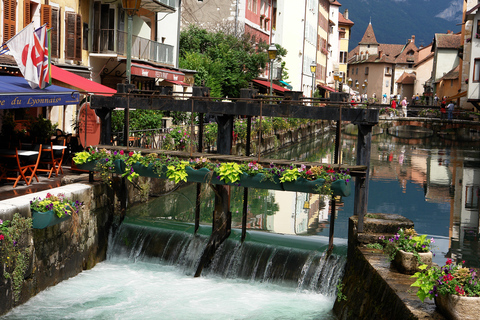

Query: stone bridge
[[377, 117, 480, 141]]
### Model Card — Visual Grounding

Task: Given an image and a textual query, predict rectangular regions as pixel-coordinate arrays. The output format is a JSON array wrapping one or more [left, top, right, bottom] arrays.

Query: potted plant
[[411, 259, 480, 320], [0, 213, 32, 301], [72, 148, 128, 184], [380, 228, 434, 274], [30, 193, 83, 229]]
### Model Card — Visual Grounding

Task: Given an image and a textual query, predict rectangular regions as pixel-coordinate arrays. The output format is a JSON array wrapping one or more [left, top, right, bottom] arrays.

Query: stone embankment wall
[[333, 214, 445, 320]]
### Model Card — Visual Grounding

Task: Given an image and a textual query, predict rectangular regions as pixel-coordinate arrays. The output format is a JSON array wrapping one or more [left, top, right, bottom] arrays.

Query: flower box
[[132, 162, 168, 179], [75, 160, 97, 171], [32, 209, 71, 229], [237, 173, 282, 190], [392, 249, 432, 274], [75, 159, 124, 174], [185, 166, 214, 183], [435, 293, 480, 320]]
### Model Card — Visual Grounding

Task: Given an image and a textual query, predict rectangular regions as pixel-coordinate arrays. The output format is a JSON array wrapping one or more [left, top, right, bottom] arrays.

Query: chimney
[[379, 51, 383, 59], [344, 9, 349, 20], [411, 35, 415, 44], [447, 30, 452, 34]]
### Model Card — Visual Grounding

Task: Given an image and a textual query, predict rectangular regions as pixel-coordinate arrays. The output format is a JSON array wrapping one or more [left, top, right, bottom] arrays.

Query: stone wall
[[333, 215, 445, 320]]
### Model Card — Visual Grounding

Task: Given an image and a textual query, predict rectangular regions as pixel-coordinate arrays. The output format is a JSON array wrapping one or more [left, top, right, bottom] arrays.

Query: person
[[401, 97, 408, 117], [390, 99, 396, 117], [447, 101, 454, 120], [440, 98, 447, 120], [434, 94, 439, 106], [350, 98, 357, 108], [383, 93, 387, 103], [411, 94, 416, 106]]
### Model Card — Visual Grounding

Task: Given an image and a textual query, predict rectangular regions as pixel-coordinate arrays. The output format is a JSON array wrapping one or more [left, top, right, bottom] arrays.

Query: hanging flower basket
[[32, 209, 71, 229]]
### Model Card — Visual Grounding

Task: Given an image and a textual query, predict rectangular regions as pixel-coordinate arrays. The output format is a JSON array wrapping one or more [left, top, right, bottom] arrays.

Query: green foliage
[[204, 122, 218, 146], [27, 116, 56, 143], [217, 162, 243, 184], [337, 282, 347, 302], [111, 109, 164, 134], [411, 259, 480, 302], [179, 25, 286, 98], [380, 228, 434, 262], [366, 243, 384, 250], [166, 160, 189, 183], [162, 127, 195, 151], [279, 166, 300, 183], [0, 213, 32, 302]]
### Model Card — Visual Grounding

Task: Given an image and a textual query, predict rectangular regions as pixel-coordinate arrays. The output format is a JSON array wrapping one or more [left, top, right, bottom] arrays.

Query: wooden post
[[354, 123, 374, 232]]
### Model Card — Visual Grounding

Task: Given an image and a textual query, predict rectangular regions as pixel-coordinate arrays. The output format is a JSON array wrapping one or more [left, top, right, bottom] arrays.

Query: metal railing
[[92, 29, 174, 65]]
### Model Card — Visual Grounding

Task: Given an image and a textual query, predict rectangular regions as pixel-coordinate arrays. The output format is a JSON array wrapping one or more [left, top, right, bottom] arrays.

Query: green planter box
[[282, 177, 326, 193], [75, 159, 124, 174], [237, 173, 283, 190], [185, 166, 214, 183], [132, 162, 167, 179], [75, 161, 96, 171], [32, 210, 71, 229]]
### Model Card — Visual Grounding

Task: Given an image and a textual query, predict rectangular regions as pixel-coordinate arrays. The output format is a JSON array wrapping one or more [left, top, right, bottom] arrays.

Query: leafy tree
[[111, 109, 164, 133], [180, 25, 287, 98]]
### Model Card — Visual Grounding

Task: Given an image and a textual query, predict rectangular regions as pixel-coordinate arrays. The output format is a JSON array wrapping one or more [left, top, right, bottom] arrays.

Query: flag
[[5, 23, 39, 88], [33, 24, 49, 89]]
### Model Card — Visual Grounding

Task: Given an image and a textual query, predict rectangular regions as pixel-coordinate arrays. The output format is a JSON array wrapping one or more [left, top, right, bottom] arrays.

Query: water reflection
[[128, 127, 480, 267]]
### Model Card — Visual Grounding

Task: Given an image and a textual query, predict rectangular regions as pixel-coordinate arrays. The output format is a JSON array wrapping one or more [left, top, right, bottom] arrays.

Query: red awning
[[252, 79, 289, 92], [161, 79, 191, 86], [318, 84, 336, 92], [131, 62, 185, 82], [51, 65, 117, 96]]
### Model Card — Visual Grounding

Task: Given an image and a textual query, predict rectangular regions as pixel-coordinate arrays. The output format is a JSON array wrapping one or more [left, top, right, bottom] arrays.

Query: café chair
[[38, 143, 56, 178], [1, 145, 42, 188]]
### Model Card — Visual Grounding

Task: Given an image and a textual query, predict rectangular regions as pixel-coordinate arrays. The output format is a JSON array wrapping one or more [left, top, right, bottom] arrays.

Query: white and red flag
[[5, 23, 38, 88], [5, 23, 50, 89]]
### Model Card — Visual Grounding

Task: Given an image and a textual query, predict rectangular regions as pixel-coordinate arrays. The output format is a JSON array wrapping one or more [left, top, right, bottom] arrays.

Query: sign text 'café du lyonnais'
[[0, 96, 65, 108]]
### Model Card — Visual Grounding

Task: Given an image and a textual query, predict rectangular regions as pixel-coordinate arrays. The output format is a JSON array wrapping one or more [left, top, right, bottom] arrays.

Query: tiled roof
[[395, 41, 419, 64], [396, 72, 416, 84], [330, 0, 342, 7], [441, 65, 459, 80], [359, 23, 378, 45], [338, 12, 354, 26], [435, 33, 461, 49], [348, 43, 404, 64], [0, 54, 17, 66]]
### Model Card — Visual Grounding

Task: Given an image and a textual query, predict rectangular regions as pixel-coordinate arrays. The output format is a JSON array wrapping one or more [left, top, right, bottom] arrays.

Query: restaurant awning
[[161, 79, 191, 86], [318, 84, 336, 92], [131, 62, 185, 82], [0, 76, 80, 109], [252, 79, 290, 92], [51, 65, 117, 96]]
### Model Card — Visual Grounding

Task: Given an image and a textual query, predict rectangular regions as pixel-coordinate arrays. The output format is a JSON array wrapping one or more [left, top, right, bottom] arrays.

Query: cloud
[[435, 0, 463, 21]]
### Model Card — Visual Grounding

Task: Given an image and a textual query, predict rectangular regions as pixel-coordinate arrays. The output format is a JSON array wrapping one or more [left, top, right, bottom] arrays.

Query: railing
[[92, 29, 174, 65]]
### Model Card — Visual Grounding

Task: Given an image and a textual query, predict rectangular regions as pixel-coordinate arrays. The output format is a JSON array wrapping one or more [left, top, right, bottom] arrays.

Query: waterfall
[[108, 217, 346, 297]]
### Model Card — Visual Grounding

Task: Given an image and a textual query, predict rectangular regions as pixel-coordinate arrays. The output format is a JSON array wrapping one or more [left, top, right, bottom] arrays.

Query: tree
[[179, 25, 287, 98]]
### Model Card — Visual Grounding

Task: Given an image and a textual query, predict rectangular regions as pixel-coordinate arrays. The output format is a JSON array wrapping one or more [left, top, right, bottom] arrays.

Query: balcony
[[92, 29, 174, 66]]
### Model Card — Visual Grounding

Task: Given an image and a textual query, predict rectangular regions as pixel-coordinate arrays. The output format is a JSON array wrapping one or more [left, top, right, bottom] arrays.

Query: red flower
[[455, 285, 465, 295], [129, 151, 134, 157], [446, 259, 452, 265], [120, 150, 124, 155], [0, 234, 4, 241], [306, 170, 312, 175], [327, 169, 335, 173]]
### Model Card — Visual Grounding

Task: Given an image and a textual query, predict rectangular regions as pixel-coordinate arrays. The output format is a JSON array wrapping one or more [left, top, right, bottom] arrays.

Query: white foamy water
[[2, 257, 337, 320]]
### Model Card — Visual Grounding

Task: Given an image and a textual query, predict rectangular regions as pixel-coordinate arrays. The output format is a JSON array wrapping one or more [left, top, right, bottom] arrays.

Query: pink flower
[[120, 150, 124, 155], [0, 234, 4, 241], [446, 259, 452, 265]]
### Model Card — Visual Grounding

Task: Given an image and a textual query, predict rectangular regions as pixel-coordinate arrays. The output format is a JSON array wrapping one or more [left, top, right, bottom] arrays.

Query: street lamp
[[268, 43, 277, 96], [348, 78, 353, 98], [338, 74, 344, 92], [122, 0, 141, 84], [333, 72, 339, 91], [310, 61, 316, 98]]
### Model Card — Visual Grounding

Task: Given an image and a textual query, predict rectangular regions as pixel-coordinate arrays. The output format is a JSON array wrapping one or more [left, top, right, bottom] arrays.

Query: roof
[[252, 79, 290, 92], [359, 23, 378, 45], [348, 43, 405, 64], [396, 72, 416, 84], [330, 0, 342, 6], [338, 12, 354, 26], [434, 33, 461, 49], [441, 65, 459, 81], [414, 52, 434, 67], [394, 40, 419, 64]]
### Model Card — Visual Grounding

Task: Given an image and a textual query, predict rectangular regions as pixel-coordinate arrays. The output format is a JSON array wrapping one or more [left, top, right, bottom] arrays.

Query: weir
[[109, 216, 346, 295]]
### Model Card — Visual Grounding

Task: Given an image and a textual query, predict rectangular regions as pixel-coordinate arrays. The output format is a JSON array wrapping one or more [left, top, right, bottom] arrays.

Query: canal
[[2, 125, 479, 319]]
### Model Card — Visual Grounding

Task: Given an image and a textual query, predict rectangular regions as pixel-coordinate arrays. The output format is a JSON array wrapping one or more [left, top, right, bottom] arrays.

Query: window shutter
[[3, 0, 16, 42], [24, 0, 31, 28], [41, 4, 51, 28], [51, 7, 60, 58], [65, 12, 76, 60], [75, 14, 82, 60]]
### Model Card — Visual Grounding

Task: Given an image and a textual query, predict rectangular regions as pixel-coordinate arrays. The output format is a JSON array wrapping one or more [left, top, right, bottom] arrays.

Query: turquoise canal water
[[3, 126, 480, 319]]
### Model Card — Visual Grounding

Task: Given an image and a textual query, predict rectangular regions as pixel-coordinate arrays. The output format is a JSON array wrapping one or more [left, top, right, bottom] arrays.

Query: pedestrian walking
[[401, 97, 408, 117], [447, 101, 454, 120], [434, 94, 439, 106], [383, 93, 387, 103]]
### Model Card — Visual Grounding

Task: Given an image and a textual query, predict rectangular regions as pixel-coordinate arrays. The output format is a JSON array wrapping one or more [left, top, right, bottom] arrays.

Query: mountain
[[339, 0, 463, 51]]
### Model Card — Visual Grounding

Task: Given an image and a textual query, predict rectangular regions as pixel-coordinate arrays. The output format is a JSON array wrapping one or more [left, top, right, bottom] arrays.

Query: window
[[253, 0, 257, 14], [386, 80, 389, 87], [339, 51, 347, 64], [3, 0, 16, 42], [474, 58, 480, 82], [385, 67, 391, 75], [356, 68, 358, 75], [24, 0, 39, 28], [65, 12, 82, 61], [247, 0, 252, 11], [365, 67, 369, 75], [465, 185, 479, 209]]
